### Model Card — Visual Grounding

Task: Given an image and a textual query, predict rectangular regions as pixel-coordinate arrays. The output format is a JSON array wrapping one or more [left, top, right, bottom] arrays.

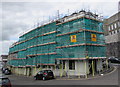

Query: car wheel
[[52, 76, 54, 79], [34, 77, 37, 80], [43, 77, 45, 81]]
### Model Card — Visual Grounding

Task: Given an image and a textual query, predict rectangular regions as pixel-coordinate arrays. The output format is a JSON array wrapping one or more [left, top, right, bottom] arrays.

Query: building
[[118, 1, 120, 12], [104, 11, 120, 58], [8, 10, 107, 77], [103, 2, 120, 58], [1, 55, 8, 62], [1, 55, 8, 67]]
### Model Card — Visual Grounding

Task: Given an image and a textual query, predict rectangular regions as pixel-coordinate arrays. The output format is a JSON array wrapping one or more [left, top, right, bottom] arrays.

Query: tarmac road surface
[[6, 65, 119, 86]]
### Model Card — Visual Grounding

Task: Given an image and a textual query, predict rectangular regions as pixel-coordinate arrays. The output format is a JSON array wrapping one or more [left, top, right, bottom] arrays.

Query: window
[[69, 60, 75, 70], [63, 60, 65, 69], [114, 23, 117, 29], [118, 21, 120, 27], [111, 24, 114, 30], [108, 26, 111, 31]]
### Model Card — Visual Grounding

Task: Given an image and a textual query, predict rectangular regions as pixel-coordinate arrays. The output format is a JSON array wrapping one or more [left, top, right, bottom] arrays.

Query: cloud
[[2, 1, 119, 41], [0, 40, 16, 55], [1, 2, 58, 41], [1, 0, 119, 2], [1, 1, 119, 55]]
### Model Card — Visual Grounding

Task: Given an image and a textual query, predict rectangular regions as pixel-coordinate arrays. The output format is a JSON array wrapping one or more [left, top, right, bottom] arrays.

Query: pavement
[[55, 66, 115, 80], [5, 64, 119, 86]]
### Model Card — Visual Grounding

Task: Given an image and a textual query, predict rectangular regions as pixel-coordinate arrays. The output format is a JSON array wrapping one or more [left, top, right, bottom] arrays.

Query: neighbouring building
[[104, 11, 120, 58], [1, 55, 8, 67], [8, 10, 107, 77], [119, 1, 120, 12]]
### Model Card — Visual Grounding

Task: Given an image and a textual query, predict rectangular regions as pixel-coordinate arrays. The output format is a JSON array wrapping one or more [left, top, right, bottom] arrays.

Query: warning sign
[[91, 34, 97, 42], [86, 56, 89, 59], [70, 35, 77, 42]]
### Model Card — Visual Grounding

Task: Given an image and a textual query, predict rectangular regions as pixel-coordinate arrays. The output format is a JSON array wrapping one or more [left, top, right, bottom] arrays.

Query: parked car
[[2, 68, 9, 73], [34, 70, 54, 80], [0, 76, 11, 87], [4, 70, 11, 75], [108, 57, 120, 63], [2, 68, 11, 75]]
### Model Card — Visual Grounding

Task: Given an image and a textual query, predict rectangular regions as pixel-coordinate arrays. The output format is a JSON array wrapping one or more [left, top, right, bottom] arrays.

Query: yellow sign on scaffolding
[[70, 35, 77, 42], [86, 56, 89, 59], [91, 34, 97, 42]]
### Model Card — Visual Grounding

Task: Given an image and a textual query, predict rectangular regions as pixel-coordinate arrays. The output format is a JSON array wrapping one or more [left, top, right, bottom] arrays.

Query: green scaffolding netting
[[8, 17, 106, 66]]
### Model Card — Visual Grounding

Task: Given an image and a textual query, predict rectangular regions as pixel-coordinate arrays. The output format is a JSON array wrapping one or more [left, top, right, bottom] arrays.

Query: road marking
[[56, 66, 117, 80]]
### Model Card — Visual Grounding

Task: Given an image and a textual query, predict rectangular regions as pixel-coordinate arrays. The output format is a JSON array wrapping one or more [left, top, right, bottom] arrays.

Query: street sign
[[91, 34, 97, 42], [70, 35, 77, 42]]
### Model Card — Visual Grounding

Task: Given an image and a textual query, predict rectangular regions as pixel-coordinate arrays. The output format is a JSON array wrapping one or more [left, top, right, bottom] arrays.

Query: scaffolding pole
[[54, 65, 56, 78], [78, 60, 80, 78], [106, 59, 108, 70], [85, 60, 87, 78], [60, 63, 63, 78], [92, 60, 95, 76], [68, 60, 70, 78]]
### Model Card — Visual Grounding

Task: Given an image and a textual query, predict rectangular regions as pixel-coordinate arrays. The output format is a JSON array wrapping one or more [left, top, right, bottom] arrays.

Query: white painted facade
[[9, 59, 104, 77]]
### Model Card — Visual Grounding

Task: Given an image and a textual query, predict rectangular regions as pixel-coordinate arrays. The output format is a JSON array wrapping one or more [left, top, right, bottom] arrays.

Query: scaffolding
[[8, 10, 106, 77]]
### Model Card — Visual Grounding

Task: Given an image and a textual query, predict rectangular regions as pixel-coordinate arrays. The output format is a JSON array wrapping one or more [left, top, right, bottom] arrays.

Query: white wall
[[96, 59, 103, 72], [62, 60, 89, 76], [10, 59, 104, 76], [75, 60, 89, 76]]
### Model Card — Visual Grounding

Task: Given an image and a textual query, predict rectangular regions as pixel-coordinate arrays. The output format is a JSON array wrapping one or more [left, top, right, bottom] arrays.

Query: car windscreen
[[1, 78, 10, 84], [38, 71, 43, 74], [44, 70, 52, 73], [0, 78, 2, 84]]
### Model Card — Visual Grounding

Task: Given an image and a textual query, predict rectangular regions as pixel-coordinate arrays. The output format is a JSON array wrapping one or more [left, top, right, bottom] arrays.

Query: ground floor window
[[42, 65, 47, 68], [69, 60, 75, 70], [63, 60, 65, 69]]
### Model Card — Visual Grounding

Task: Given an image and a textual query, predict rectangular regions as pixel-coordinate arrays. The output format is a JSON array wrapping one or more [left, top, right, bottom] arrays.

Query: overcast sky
[[0, 0, 119, 57]]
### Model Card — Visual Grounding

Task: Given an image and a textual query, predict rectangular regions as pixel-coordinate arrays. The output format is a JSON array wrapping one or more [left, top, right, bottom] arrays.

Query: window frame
[[69, 60, 75, 70]]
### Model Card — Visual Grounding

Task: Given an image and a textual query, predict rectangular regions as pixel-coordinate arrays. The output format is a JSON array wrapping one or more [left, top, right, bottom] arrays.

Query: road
[[6, 64, 120, 86]]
